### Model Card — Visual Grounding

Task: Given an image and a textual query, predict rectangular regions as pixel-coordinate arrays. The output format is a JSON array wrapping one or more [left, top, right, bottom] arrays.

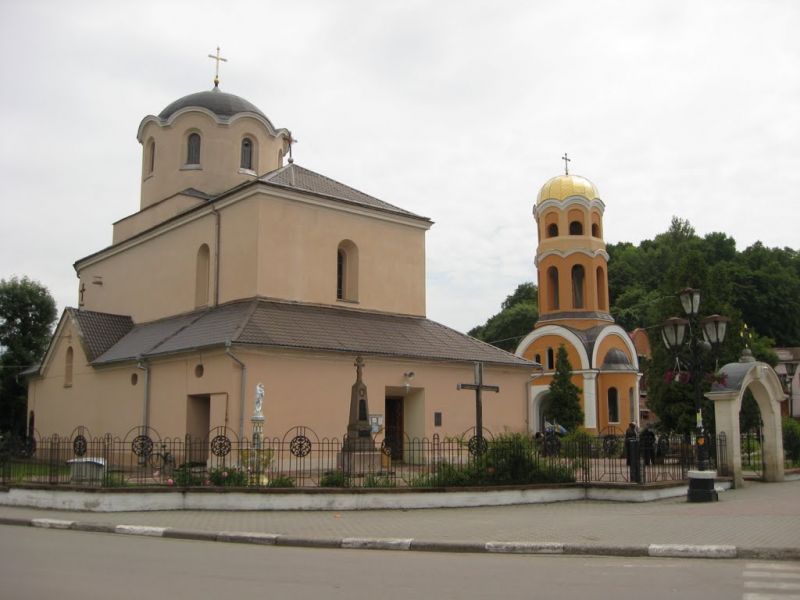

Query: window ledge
[[238, 168, 257, 176], [336, 298, 359, 305], [181, 164, 202, 171]]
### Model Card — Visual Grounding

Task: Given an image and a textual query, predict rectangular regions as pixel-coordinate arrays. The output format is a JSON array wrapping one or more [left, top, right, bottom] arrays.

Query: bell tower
[[533, 162, 611, 331]]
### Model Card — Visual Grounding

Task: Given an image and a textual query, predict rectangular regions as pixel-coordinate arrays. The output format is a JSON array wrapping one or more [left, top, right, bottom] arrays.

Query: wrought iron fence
[[0, 426, 727, 489]]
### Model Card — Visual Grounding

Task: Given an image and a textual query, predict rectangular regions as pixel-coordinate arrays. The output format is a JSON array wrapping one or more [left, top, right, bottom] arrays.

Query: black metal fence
[[0, 425, 727, 489]]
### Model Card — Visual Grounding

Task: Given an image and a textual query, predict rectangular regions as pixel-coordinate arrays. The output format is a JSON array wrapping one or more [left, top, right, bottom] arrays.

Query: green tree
[[0, 277, 57, 434], [469, 283, 538, 352], [547, 345, 584, 431]]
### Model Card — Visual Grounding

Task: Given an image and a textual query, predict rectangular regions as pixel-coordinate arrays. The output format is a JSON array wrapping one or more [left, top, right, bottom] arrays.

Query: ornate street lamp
[[783, 362, 798, 417], [661, 288, 729, 502]]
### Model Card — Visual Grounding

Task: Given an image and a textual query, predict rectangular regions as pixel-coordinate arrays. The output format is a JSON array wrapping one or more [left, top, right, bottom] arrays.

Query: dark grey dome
[[158, 88, 267, 120], [601, 348, 633, 370]]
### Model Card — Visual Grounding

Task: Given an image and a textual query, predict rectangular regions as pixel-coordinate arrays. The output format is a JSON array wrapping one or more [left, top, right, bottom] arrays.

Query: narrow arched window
[[546, 347, 554, 370], [591, 223, 599, 237], [569, 221, 583, 235], [547, 267, 559, 310], [64, 346, 74, 387], [572, 265, 585, 309], [195, 244, 210, 307], [547, 223, 558, 238], [241, 138, 253, 170], [337, 240, 359, 302], [608, 387, 619, 423], [534, 353, 542, 364], [187, 133, 201, 165], [146, 138, 156, 175], [596, 266, 607, 311], [336, 250, 346, 300]]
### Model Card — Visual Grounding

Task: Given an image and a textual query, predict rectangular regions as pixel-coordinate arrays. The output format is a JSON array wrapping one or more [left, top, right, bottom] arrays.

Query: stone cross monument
[[344, 356, 375, 450], [339, 356, 381, 475]]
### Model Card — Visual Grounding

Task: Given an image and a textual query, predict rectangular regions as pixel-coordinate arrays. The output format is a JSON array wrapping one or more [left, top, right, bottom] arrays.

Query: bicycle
[[148, 443, 175, 477]]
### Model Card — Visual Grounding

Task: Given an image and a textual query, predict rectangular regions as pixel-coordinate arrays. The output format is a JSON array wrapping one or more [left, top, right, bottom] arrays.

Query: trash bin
[[67, 457, 106, 483]]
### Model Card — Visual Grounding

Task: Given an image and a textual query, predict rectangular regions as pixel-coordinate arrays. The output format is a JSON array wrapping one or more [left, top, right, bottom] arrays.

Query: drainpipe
[[212, 205, 221, 307], [225, 341, 246, 438], [136, 358, 150, 430]]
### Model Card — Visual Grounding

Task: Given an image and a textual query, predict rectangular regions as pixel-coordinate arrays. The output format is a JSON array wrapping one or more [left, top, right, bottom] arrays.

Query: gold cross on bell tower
[[562, 153, 571, 175], [208, 46, 228, 87]]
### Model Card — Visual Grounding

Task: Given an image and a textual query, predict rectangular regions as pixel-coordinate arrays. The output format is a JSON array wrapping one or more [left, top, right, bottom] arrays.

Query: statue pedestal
[[337, 449, 383, 476], [687, 469, 718, 502]]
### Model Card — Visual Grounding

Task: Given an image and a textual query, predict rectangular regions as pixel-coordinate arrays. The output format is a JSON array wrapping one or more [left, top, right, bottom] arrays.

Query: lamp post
[[661, 288, 729, 501], [783, 362, 798, 417]]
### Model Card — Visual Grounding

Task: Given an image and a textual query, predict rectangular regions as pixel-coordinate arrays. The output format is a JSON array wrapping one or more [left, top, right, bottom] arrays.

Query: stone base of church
[[686, 469, 718, 502], [337, 450, 384, 476]]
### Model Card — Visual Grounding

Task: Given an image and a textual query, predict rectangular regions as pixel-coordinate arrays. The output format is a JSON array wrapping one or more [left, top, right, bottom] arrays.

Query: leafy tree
[[547, 345, 583, 431], [0, 277, 57, 434], [469, 283, 538, 352]]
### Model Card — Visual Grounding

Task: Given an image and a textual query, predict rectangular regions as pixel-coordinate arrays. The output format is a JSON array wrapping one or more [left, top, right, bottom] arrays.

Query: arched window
[[608, 387, 619, 423], [240, 137, 253, 170], [571, 265, 585, 309], [596, 266, 607, 311], [591, 223, 600, 237], [195, 244, 210, 307], [547, 223, 558, 238], [187, 133, 201, 165], [64, 346, 74, 387], [547, 267, 559, 310], [569, 221, 583, 235], [534, 353, 542, 364], [336, 240, 359, 301], [146, 138, 156, 175], [546, 347, 554, 370]]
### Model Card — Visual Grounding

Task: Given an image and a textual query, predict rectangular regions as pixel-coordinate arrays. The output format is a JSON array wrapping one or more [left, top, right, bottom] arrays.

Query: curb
[[2, 517, 798, 561]]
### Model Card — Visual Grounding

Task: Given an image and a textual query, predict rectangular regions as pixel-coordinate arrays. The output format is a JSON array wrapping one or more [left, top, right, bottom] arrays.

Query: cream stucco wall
[[78, 212, 219, 321], [29, 339, 533, 442], [254, 193, 427, 315], [77, 186, 427, 322]]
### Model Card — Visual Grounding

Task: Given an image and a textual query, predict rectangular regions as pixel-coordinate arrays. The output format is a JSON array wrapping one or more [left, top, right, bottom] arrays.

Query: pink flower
[[167, 478, 174, 486], [222, 471, 228, 478]]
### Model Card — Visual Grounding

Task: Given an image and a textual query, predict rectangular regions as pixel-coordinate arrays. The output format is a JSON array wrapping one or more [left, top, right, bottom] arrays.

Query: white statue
[[254, 383, 265, 416]]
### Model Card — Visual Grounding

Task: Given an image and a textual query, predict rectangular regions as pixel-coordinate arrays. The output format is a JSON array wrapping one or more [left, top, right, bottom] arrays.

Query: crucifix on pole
[[457, 362, 499, 446], [208, 46, 228, 87]]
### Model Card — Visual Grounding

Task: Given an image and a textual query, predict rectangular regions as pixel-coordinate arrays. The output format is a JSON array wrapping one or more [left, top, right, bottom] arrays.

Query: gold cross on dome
[[562, 153, 571, 175], [208, 46, 228, 87]]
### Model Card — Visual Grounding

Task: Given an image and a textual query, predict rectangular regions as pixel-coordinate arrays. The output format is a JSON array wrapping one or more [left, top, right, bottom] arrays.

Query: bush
[[783, 417, 800, 464], [319, 470, 350, 487], [209, 466, 248, 487], [417, 433, 576, 487], [267, 474, 295, 488], [172, 463, 203, 487], [363, 474, 394, 488]]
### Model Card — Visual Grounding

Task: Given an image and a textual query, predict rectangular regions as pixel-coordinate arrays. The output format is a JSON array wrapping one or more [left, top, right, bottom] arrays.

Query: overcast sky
[[1, 0, 798, 334]]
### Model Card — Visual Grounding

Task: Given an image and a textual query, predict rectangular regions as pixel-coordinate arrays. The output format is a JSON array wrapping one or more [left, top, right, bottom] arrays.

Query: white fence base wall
[[0, 482, 726, 512]]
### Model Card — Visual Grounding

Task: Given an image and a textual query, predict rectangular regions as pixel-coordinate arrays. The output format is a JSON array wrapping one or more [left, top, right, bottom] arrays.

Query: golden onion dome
[[537, 174, 599, 204]]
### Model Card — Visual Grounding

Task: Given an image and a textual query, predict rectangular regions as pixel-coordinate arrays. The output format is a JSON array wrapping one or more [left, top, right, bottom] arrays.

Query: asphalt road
[[5, 526, 800, 599]]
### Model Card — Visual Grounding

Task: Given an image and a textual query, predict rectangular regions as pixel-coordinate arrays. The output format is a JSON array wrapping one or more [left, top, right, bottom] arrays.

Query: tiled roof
[[92, 299, 533, 368], [260, 164, 429, 222], [69, 309, 134, 361]]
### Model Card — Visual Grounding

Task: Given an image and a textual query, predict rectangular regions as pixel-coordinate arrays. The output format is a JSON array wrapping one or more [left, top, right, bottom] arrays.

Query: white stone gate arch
[[705, 352, 785, 488]]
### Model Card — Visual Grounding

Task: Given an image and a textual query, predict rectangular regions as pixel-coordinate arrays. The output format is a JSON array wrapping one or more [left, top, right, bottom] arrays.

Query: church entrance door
[[186, 394, 210, 463], [385, 396, 404, 460]]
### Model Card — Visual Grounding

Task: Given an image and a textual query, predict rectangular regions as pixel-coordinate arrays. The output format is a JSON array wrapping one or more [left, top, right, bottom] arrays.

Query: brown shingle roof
[[260, 164, 429, 222], [93, 299, 533, 367], [69, 309, 134, 361]]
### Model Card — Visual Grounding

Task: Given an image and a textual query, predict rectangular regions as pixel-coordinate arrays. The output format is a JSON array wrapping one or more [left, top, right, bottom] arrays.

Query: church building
[[516, 168, 641, 434], [26, 75, 537, 447]]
